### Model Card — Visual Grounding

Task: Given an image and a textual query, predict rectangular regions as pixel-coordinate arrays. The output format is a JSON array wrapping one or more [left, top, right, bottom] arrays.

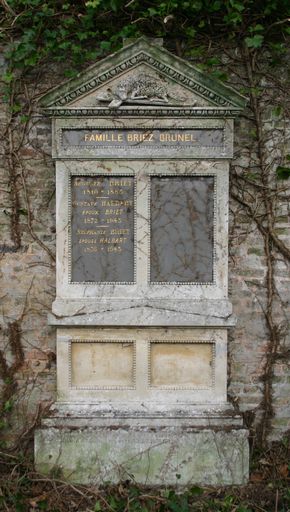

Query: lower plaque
[[71, 175, 134, 282], [150, 176, 214, 283]]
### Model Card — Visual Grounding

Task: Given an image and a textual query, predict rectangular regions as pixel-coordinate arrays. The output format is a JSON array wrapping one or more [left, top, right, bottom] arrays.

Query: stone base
[[35, 403, 249, 486]]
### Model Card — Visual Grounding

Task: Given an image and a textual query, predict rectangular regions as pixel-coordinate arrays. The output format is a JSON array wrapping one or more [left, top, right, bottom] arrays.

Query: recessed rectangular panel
[[71, 175, 134, 282], [71, 341, 135, 388], [150, 342, 213, 388], [58, 126, 229, 159], [62, 128, 224, 149], [150, 176, 214, 283]]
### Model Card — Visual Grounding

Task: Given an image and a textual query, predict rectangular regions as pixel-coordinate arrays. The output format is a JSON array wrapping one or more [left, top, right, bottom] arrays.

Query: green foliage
[[1, 0, 290, 74], [245, 34, 264, 48], [276, 155, 290, 179], [276, 166, 290, 179]]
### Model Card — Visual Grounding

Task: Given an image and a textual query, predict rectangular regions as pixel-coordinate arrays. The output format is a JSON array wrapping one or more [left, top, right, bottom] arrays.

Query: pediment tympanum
[[40, 37, 246, 117]]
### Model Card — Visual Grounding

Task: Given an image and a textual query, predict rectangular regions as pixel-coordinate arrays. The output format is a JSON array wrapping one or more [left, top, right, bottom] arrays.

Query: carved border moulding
[[148, 173, 217, 285], [49, 52, 232, 109], [67, 171, 137, 285], [68, 339, 136, 390], [147, 339, 215, 390], [45, 108, 241, 118]]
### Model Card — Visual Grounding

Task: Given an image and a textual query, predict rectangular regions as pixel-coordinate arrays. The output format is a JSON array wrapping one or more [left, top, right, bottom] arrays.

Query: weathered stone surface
[[33, 38, 249, 487], [35, 419, 249, 486], [2, 38, 289, 472]]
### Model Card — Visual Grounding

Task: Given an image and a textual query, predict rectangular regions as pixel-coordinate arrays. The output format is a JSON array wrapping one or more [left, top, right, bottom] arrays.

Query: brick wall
[[1, 49, 289, 444]]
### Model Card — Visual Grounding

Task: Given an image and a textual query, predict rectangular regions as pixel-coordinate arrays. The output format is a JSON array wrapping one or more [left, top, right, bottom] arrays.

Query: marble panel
[[71, 341, 135, 388], [54, 159, 229, 306], [150, 176, 214, 282], [56, 327, 227, 403], [71, 175, 134, 283], [150, 342, 213, 388]]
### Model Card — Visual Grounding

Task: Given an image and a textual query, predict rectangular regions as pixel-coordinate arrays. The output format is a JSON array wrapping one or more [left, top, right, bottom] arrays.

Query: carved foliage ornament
[[95, 73, 195, 108]]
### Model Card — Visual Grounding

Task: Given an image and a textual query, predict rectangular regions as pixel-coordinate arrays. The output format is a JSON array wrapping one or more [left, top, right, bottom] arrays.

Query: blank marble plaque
[[150, 342, 213, 388], [71, 341, 134, 388], [150, 176, 214, 283], [71, 175, 134, 282]]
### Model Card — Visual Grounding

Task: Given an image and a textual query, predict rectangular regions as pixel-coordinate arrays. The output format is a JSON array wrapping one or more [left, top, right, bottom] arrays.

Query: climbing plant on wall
[[1, 0, 290, 74], [0, 0, 290, 453]]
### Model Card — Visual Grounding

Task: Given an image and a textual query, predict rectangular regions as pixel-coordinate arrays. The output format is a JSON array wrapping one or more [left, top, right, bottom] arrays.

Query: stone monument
[[35, 37, 249, 485]]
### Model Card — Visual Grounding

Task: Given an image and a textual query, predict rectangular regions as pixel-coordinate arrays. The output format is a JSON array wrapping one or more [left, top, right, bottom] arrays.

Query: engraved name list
[[71, 175, 134, 283]]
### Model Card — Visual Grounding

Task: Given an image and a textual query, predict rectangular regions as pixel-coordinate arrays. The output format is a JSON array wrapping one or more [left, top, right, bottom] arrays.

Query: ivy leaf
[[85, 0, 101, 7], [245, 34, 264, 48], [4, 400, 13, 412], [276, 166, 290, 180], [148, 7, 158, 16], [110, 0, 119, 12], [250, 23, 264, 32], [230, 0, 245, 12], [100, 40, 111, 52], [211, 69, 228, 81], [272, 106, 282, 117], [190, 485, 204, 496], [3, 72, 14, 83], [18, 208, 28, 216]]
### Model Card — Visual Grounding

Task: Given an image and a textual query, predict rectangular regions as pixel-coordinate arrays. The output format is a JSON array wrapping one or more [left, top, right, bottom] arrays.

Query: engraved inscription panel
[[71, 341, 134, 388], [150, 342, 213, 388], [150, 176, 214, 283], [71, 175, 134, 282], [62, 128, 224, 148]]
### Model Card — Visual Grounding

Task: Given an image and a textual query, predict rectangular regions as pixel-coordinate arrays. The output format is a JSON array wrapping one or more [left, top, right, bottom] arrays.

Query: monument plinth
[[35, 38, 249, 485]]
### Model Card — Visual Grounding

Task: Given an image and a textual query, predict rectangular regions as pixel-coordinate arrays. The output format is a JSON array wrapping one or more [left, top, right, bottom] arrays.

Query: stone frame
[[54, 158, 229, 312], [35, 38, 249, 486], [56, 327, 227, 404], [52, 117, 233, 159]]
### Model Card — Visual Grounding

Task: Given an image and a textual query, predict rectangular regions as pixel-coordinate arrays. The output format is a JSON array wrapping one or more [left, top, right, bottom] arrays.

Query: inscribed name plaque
[[62, 128, 224, 148], [150, 176, 214, 283], [71, 175, 134, 283], [58, 127, 228, 159]]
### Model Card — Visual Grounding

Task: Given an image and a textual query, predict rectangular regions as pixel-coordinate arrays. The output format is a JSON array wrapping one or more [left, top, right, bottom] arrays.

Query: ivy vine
[[0, 0, 290, 449], [1, 0, 290, 77]]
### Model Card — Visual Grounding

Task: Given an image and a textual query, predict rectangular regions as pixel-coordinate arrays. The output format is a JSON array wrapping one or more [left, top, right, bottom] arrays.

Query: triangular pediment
[[40, 37, 246, 116]]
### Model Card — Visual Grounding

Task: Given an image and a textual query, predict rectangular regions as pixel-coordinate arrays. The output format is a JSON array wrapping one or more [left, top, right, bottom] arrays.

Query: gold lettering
[[77, 229, 98, 235], [105, 208, 123, 216], [78, 238, 98, 244], [110, 180, 131, 187], [110, 229, 129, 235], [107, 246, 122, 253], [99, 237, 127, 244], [106, 217, 122, 224], [84, 247, 99, 253], [109, 189, 124, 196], [101, 200, 132, 207], [84, 217, 101, 224], [81, 210, 99, 216]]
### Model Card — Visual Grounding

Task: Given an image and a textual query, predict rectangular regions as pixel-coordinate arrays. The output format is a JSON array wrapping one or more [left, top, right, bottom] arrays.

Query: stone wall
[[0, 46, 290, 444]]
